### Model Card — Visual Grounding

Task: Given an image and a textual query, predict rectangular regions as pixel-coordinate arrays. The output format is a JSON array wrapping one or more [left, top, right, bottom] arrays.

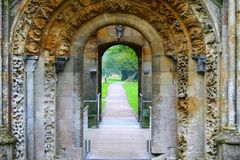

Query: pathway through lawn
[[88, 82, 150, 160]]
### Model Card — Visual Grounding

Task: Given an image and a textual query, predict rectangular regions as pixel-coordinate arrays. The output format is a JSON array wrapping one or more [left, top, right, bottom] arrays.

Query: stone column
[[24, 56, 38, 160], [0, 1, 16, 159], [221, 0, 229, 128], [73, 54, 84, 159], [227, 0, 236, 128], [44, 60, 57, 160], [0, 0, 3, 128], [0, 0, 11, 130], [216, 1, 240, 158], [12, 56, 25, 159], [237, 0, 240, 131]]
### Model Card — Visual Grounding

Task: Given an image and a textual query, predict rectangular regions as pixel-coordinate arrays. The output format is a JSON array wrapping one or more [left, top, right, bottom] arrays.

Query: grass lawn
[[123, 81, 138, 114], [101, 82, 109, 109]]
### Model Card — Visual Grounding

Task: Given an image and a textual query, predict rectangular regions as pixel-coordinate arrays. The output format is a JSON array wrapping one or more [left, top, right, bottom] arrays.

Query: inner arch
[[71, 13, 177, 156]]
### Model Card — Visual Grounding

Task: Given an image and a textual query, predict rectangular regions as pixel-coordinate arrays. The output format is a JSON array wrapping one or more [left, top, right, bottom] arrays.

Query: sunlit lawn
[[101, 82, 109, 109], [123, 81, 138, 114]]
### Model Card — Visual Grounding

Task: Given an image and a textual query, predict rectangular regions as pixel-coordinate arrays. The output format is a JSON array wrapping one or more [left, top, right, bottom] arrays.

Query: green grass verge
[[123, 81, 138, 114], [101, 82, 108, 111]]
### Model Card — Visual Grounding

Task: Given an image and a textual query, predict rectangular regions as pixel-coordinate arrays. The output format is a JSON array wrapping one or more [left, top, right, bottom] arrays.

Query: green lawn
[[123, 82, 138, 114], [101, 82, 109, 109]]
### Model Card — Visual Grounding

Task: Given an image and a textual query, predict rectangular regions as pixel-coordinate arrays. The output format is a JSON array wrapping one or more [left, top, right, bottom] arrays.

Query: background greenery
[[102, 45, 138, 81], [101, 45, 139, 114]]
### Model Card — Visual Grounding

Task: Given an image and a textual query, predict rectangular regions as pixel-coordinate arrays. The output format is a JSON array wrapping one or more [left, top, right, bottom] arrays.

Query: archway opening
[[101, 44, 139, 117], [83, 25, 152, 159], [9, 0, 219, 158]]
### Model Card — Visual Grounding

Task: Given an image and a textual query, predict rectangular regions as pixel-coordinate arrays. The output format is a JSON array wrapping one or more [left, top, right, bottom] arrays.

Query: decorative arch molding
[[95, 36, 146, 51], [97, 42, 144, 59], [11, 0, 218, 160], [71, 13, 164, 55], [187, 1, 220, 159], [192, 0, 221, 42], [13, 0, 208, 58]]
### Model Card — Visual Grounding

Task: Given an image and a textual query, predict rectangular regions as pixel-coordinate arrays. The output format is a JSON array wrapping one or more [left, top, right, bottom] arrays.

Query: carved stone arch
[[97, 42, 144, 59], [41, 0, 198, 57], [12, 0, 209, 58], [69, 13, 178, 157], [96, 37, 146, 50], [40, 0, 185, 57], [190, 0, 221, 42], [187, 1, 220, 159], [10, 0, 219, 160], [70, 13, 164, 55]]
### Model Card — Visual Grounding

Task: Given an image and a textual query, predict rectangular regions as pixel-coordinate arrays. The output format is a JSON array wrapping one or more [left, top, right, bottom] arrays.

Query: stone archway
[[11, 1, 218, 160], [97, 42, 144, 122], [71, 13, 172, 159]]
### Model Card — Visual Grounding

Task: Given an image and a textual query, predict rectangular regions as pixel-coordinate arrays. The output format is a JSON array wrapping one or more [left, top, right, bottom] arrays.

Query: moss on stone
[[216, 130, 240, 145], [0, 127, 16, 145]]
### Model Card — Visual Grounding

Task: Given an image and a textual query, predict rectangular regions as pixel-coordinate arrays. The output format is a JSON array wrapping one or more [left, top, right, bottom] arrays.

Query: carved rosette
[[12, 56, 25, 159], [44, 61, 56, 159]]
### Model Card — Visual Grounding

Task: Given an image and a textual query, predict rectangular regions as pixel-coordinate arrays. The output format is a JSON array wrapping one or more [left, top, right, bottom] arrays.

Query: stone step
[[87, 156, 149, 159], [87, 152, 150, 160], [87, 158, 149, 160]]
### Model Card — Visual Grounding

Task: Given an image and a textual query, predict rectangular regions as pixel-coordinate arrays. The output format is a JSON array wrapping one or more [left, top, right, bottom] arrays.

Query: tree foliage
[[102, 45, 138, 80]]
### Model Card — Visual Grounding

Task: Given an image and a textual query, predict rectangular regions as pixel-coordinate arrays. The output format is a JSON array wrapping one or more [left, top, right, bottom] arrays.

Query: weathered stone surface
[[44, 61, 56, 160], [12, 0, 206, 58], [0, 128, 16, 145], [4, 0, 234, 160], [220, 145, 240, 160], [217, 131, 240, 160], [12, 56, 25, 160]]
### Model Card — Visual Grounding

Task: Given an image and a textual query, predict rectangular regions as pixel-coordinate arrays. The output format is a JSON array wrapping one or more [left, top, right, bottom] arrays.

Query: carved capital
[[24, 55, 39, 72], [216, 130, 240, 145], [55, 57, 69, 73], [216, 130, 240, 160]]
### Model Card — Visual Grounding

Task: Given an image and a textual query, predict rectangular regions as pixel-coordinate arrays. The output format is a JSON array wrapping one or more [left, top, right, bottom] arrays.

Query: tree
[[102, 45, 138, 81]]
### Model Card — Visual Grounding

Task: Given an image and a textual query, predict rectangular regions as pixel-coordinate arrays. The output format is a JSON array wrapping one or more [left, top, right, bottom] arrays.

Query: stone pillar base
[[0, 127, 16, 160], [216, 130, 240, 160]]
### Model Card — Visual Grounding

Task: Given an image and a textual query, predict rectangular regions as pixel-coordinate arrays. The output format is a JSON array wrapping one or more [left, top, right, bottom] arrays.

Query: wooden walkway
[[88, 83, 150, 160]]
